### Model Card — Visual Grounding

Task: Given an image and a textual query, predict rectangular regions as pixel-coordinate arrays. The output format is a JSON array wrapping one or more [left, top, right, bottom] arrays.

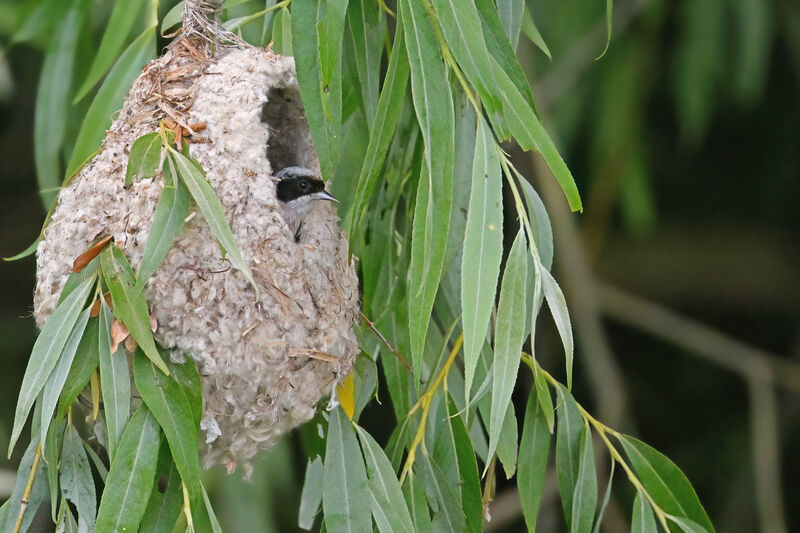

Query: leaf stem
[[399, 332, 464, 484], [360, 311, 412, 371], [12, 442, 42, 533], [520, 353, 672, 530]]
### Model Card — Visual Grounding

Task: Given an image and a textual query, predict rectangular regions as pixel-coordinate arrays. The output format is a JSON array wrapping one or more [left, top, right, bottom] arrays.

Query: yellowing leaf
[[337, 372, 355, 420]]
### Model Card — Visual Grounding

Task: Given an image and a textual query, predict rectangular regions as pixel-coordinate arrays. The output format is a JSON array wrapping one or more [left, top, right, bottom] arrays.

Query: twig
[[288, 349, 340, 364], [599, 284, 800, 393], [13, 442, 42, 533], [360, 311, 412, 371]]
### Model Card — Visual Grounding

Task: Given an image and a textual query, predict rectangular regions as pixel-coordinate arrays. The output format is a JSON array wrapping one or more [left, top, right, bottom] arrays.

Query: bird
[[275, 166, 338, 241]]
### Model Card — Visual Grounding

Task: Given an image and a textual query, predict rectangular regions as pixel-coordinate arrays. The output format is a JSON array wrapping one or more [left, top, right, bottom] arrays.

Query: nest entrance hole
[[261, 86, 311, 173]]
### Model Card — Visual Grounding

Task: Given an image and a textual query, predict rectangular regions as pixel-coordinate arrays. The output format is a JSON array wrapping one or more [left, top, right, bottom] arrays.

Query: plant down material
[[34, 41, 360, 475]]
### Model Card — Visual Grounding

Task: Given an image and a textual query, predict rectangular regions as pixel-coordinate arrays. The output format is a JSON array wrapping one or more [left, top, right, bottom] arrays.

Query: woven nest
[[33, 39, 360, 475]]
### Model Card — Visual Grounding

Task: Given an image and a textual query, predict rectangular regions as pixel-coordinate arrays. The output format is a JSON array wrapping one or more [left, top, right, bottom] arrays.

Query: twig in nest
[[288, 348, 340, 364], [360, 310, 412, 371]]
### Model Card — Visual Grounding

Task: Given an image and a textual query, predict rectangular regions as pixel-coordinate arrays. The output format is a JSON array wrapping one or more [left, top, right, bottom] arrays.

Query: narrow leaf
[[0, 439, 48, 533], [519, 390, 552, 530], [461, 119, 503, 402], [496, 0, 524, 48], [521, 5, 552, 59], [518, 177, 554, 270], [415, 453, 468, 532], [298, 456, 323, 530], [60, 425, 97, 532], [40, 308, 91, 453], [65, 26, 156, 178], [139, 437, 183, 533], [402, 473, 433, 533], [571, 422, 598, 533], [347, 0, 384, 127], [618, 435, 714, 532], [496, 402, 519, 478], [667, 515, 711, 533], [323, 407, 371, 533], [356, 426, 414, 533], [161, 1, 184, 35], [168, 149, 257, 293], [593, 459, 616, 533], [125, 132, 162, 185], [272, 7, 293, 55], [631, 491, 658, 533], [100, 244, 169, 374], [540, 264, 574, 388], [555, 386, 583, 530], [74, 0, 146, 102], [401, 0, 455, 373], [133, 158, 192, 293], [446, 399, 483, 533], [98, 300, 130, 461], [95, 405, 161, 532], [488, 230, 528, 463], [347, 25, 410, 235], [57, 317, 99, 418], [9, 276, 94, 457], [34, 1, 83, 208], [133, 350, 201, 496]]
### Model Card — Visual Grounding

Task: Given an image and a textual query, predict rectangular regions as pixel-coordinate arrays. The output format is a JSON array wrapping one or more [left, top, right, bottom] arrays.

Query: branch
[[598, 283, 800, 393]]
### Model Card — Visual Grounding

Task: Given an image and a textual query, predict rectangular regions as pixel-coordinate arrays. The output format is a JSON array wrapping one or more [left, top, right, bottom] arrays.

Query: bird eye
[[299, 179, 310, 191]]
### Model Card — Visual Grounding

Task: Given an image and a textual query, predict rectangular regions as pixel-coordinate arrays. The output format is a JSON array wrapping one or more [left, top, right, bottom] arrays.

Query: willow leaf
[[9, 276, 93, 457], [347, 0, 383, 127], [60, 425, 96, 532], [66, 25, 156, 178], [74, 0, 146, 102], [125, 132, 162, 185], [57, 317, 99, 419], [488, 230, 528, 463], [98, 300, 130, 461], [461, 118, 503, 404], [100, 244, 168, 374], [323, 407, 371, 533], [400, 0, 455, 373], [540, 264, 574, 388], [139, 437, 182, 533], [402, 473, 433, 533], [555, 386, 583, 530], [168, 149, 256, 293], [571, 422, 598, 533], [519, 390, 551, 530], [298, 456, 323, 530], [95, 405, 160, 532], [521, 6, 552, 59], [632, 491, 658, 533]]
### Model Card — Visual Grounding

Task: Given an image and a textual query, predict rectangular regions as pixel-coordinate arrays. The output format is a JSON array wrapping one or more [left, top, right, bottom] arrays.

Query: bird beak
[[311, 191, 338, 203]]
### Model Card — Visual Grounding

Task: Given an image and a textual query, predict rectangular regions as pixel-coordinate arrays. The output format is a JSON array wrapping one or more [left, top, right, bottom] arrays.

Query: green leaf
[[73, 0, 146, 102], [519, 390, 552, 531], [34, 0, 84, 209], [521, 6, 552, 59], [272, 7, 293, 55], [95, 404, 161, 532], [347, 25, 410, 236], [9, 276, 94, 457], [323, 407, 371, 533], [0, 439, 48, 533], [461, 119, 503, 404], [98, 300, 130, 461], [291, 0, 348, 177], [58, 255, 100, 305], [402, 473, 433, 533], [597, 0, 613, 59], [3, 237, 41, 261], [125, 132, 162, 185], [533, 360, 555, 432], [618, 435, 714, 532], [60, 425, 96, 532], [56, 317, 99, 419], [571, 422, 598, 533], [168, 149, 258, 293], [593, 459, 615, 533], [65, 25, 156, 178], [298, 456, 323, 530], [347, 0, 384, 127], [415, 453, 468, 532], [200, 483, 224, 533], [540, 264, 574, 388], [667, 515, 711, 533], [401, 0, 455, 374], [518, 177, 553, 270], [446, 398, 483, 533], [496, 402, 519, 479], [496, 0, 524, 48], [40, 307, 91, 453], [555, 386, 583, 530], [161, 1, 184, 36], [632, 491, 658, 533], [166, 356, 203, 429], [488, 229, 528, 463], [140, 436, 183, 533], [133, 158, 191, 293], [82, 440, 109, 482], [355, 426, 414, 533], [44, 419, 65, 519], [100, 244, 169, 374], [133, 350, 201, 497]]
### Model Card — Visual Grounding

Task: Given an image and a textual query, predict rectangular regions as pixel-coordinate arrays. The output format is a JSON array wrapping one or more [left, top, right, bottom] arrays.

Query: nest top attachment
[[34, 41, 360, 475]]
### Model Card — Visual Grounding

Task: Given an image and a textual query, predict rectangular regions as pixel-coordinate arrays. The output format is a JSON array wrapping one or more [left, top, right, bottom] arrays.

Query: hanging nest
[[32, 8, 360, 475]]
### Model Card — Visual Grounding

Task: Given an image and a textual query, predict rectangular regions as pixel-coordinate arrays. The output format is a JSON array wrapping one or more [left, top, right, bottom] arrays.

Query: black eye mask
[[275, 168, 327, 202]]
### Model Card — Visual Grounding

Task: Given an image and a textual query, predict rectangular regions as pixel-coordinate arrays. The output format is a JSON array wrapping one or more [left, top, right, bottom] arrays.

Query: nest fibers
[[33, 42, 360, 475]]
